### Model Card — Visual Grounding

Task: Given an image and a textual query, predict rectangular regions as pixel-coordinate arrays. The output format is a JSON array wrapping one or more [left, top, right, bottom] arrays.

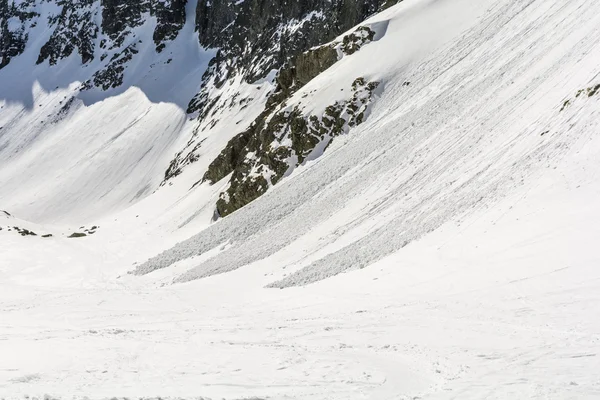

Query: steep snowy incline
[[0, 0, 279, 224], [0, 0, 208, 224], [2, 0, 600, 398], [136, 0, 600, 287], [1, 0, 397, 227]]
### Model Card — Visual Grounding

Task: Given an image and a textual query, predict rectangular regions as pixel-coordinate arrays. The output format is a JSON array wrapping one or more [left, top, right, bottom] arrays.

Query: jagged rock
[[195, 24, 380, 218], [0, 0, 38, 69], [68, 232, 87, 238], [560, 83, 600, 112], [187, 0, 385, 115], [37, 0, 98, 65], [174, 24, 377, 193], [12, 226, 37, 236], [267, 26, 375, 107], [206, 77, 381, 217], [340, 26, 376, 55], [101, 0, 150, 47], [4, 0, 187, 84], [86, 44, 139, 90], [2, 0, 387, 219], [153, 0, 187, 52], [100, 0, 185, 51]]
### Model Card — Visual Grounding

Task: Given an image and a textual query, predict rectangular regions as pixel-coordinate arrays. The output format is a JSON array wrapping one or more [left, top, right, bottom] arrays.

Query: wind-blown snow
[[1, 0, 600, 398]]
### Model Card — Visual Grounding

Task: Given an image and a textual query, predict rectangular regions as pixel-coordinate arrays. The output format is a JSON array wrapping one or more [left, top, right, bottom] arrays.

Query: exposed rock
[[0, 0, 38, 69], [84, 44, 139, 90], [100, 0, 186, 51], [187, 0, 385, 115], [340, 26, 376, 55], [12, 226, 37, 236], [68, 232, 87, 238], [2, 0, 388, 220], [37, 0, 98, 65], [152, 0, 187, 52], [100, 0, 149, 47], [4, 0, 187, 85], [207, 77, 381, 217], [560, 83, 600, 112], [585, 84, 600, 97], [194, 24, 380, 217], [268, 26, 375, 107], [169, 24, 377, 190]]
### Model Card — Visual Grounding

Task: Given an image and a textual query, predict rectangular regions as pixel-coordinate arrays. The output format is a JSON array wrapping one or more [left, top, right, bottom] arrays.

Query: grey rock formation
[[199, 26, 379, 217], [2, 0, 187, 83], [188, 0, 387, 115], [1, 0, 393, 218], [37, 0, 98, 65], [0, 0, 38, 69]]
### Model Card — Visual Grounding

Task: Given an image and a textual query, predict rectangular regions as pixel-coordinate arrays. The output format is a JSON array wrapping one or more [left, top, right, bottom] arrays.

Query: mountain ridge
[[1, 0, 398, 220], [2, 0, 600, 398]]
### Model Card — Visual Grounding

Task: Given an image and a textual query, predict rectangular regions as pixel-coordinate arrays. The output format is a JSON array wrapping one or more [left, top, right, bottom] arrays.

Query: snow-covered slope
[[2, 0, 600, 398]]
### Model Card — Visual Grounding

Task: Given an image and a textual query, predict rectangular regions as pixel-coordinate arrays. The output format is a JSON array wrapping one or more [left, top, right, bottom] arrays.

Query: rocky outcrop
[[82, 44, 139, 90], [90, 0, 186, 87], [165, 22, 378, 199], [3, 0, 187, 85], [191, 23, 380, 217], [2, 0, 389, 219], [2, 0, 382, 92], [100, 0, 186, 51], [37, 0, 98, 65], [205, 76, 380, 217], [0, 0, 38, 69], [100, 0, 149, 47], [152, 0, 187, 52], [187, 0, 386, 115], [267, 26, 375, 107], [559, 83, 600, 112]]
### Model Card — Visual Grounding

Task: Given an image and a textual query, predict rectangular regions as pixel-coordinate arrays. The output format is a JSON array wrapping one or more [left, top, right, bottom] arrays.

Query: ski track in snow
[[2, 0, 600, 399]]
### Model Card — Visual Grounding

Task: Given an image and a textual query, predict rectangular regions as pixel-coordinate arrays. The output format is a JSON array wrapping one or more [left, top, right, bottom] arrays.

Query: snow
[[2, 0, 600, 398], [6, 16, 22, 32]]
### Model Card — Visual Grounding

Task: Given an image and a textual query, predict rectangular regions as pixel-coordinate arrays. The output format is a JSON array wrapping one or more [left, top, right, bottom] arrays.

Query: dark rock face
[[100, 0, 186, 51], [187, 0, 386, 115], [68, 232, 87, 238], [91, 0, 186, 87], [100, 0, 149, 47], [37, 0, 98, 65], [3, 0, 382, 99], [0, 0, 38, 69], [197, 25, 380, 217], [2, 0, 390, 219], [152, 0, 187, 52], [2, 0, 187, 85], [208, 76, 381, 217], [84, 44, 139, 90]]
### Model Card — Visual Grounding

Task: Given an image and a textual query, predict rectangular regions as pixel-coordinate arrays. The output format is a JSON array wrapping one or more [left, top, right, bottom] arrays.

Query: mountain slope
[[1, 0, 600, 398], [0, 0, 389, 223], [137, 0, 600, 287]]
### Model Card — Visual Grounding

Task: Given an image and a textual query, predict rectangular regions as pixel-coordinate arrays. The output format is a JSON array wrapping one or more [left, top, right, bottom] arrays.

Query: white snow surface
[[2, 0, 600, 398]]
